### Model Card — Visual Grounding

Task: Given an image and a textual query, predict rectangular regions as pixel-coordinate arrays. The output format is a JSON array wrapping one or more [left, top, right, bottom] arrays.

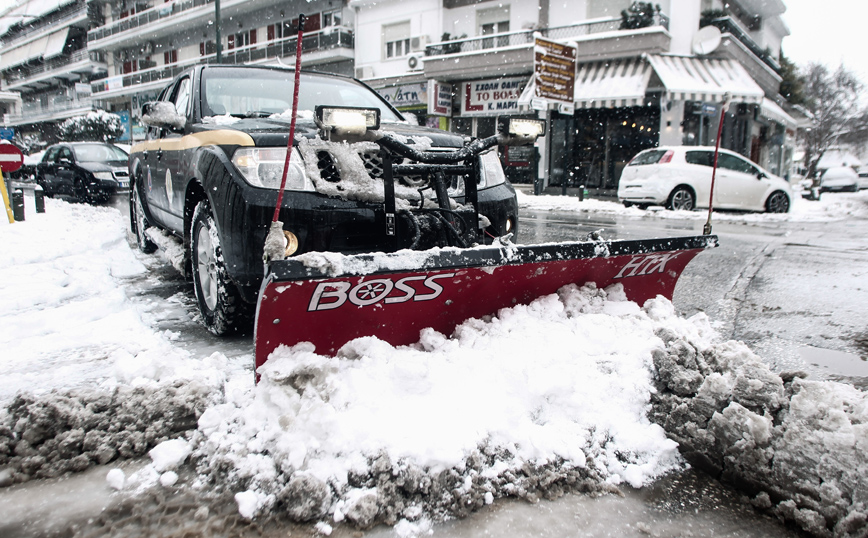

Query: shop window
[[383, 21, 411, 59]]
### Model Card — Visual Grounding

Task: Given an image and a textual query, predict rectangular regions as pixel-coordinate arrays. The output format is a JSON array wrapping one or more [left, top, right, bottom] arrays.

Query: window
[[718, 153, 758, 175], [383, 21, 411, 59], [200, 41, 216, 56], [323, 9, 342, 27], [172, 77, 191, 117], [477, 6, 510, 48], [163, 49, 178, 64], [629, 149, 667, 166], [685, 151, 714, 167]]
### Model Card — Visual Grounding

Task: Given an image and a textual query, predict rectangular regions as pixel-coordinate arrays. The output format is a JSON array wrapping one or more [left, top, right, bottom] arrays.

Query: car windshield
[[201, 67, 403, 122], [72, 144, 129, 163]]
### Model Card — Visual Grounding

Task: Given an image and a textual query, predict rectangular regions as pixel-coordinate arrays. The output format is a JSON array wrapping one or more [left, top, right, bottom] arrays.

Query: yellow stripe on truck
[[130, 130, 255, 154]]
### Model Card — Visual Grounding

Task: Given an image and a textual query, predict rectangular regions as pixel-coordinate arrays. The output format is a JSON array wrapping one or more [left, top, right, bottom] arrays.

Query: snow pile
[[191, 285, 685, 527], [517, 189, 868, 222], [649, 313, 868, 537]]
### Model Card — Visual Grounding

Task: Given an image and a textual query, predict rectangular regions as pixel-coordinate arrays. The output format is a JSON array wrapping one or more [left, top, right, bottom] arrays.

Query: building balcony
[[423, 17, 671, 81], [90, 28, 354, 100], [2, 50, 107, 92], [87, 0, 217, 50], [4, 94, 94, 126], [0, 2, 90, 50], [705, 16, 780, 72]]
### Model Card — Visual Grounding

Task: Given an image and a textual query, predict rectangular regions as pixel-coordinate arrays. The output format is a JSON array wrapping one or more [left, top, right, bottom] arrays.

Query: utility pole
[[215, 0, 222, 62]]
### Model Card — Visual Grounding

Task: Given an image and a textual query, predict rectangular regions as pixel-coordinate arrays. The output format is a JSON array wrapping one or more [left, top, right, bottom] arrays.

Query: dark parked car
[[129, 64, 519, 334], [36, 142, 130, 203]]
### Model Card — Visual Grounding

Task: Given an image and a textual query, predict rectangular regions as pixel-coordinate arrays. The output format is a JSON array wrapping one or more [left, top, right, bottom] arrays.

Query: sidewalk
[[513, 183, 618, 201]]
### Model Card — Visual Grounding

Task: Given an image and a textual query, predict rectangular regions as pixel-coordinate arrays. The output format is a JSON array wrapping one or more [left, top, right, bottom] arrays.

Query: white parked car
[[618, 146, 792, 213], [819, 166, 860, 192]]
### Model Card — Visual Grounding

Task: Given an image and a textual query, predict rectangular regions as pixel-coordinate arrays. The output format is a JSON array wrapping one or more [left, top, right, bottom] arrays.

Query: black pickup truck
[[129, 65, 523, 335]]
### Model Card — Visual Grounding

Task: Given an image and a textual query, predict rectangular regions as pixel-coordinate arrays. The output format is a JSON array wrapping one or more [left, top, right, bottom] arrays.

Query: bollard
[[578, 184, 585, 201], [12, 188, 24, 221], [34, 185, 45, 213]]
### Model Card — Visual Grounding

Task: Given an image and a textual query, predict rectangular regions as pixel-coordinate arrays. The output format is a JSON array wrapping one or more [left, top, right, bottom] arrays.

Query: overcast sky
[[782, 0, 868, 84]]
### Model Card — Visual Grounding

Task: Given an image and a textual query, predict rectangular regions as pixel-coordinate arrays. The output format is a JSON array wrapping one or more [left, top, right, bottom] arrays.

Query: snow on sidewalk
[[0, 198, 866, 537]]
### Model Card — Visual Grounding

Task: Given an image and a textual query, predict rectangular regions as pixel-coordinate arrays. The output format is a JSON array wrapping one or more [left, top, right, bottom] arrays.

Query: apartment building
[[84, 0, 352, 140], [0, 0, 107, 140], [352, 0, 795, 189]]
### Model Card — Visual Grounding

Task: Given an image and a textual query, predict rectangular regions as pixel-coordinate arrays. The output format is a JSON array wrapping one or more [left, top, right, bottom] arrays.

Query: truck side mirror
[[141, 101, 186, 131]]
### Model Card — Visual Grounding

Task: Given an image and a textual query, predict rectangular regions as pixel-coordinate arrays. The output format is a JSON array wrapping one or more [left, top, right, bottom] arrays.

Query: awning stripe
[[648, 54, 763, 103]]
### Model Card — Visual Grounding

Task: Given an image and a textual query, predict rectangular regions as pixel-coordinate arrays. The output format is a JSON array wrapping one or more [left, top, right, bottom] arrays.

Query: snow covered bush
[[58, 110, 124, 142]]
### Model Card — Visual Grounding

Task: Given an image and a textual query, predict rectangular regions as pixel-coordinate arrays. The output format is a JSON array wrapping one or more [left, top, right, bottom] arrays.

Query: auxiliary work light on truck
[[315, 106, 381, 140]]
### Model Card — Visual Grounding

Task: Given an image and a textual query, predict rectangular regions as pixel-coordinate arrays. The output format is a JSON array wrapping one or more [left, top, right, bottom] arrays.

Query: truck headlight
[[232, 148, 314, 191]]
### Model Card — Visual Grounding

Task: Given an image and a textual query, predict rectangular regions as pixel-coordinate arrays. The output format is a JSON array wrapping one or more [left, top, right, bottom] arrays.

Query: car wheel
[[622, 201, 633, 208], [190, 200, 250, 336], [130, 181, 157, 254], [666, 186, 695, 211], [765, 190, 790, 213], [74, 177, 92, 204], [847, 184, 859, 193]]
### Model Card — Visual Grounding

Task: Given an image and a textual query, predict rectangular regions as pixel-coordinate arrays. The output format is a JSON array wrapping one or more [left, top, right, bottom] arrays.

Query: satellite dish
[[691, 25, 722, 55]]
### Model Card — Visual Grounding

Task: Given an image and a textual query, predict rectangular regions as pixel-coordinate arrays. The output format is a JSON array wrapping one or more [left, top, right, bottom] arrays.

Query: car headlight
[[479, 150, 506, 189], [93, 171, 115, 181], [232, 147, 314, 191]]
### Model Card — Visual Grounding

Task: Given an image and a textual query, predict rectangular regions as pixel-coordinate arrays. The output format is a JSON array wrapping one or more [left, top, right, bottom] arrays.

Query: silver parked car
[[618, 146, 792, 213]]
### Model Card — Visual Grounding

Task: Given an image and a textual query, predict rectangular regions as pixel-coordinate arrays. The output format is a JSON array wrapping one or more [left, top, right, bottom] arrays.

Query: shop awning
[[573, 57, 654, 109], [647, 55, 763, 104], [760, 97, 796, 129], [518, 57, 653, 110], [44, 28, 70, 60]]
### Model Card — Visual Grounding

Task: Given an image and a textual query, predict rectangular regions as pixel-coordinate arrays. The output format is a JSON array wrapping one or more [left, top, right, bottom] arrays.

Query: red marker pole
[[704, 94, 730, 236]]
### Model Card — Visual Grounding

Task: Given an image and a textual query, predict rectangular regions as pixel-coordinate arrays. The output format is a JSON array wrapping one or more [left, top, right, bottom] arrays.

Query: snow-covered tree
[[58, 110, 124, 142], [799, 64, 868, 179]]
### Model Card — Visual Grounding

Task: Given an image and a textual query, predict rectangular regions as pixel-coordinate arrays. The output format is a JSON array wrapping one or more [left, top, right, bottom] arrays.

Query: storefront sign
[[533, 36, 576, 105], [460, 76, 525, 117], [376, 83, 427, 109], [427, 80, 452, 116], [700, 102, 719, 116]]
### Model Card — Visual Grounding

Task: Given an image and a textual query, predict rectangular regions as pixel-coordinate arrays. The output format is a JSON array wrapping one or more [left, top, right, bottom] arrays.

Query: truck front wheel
[[190, 200, 250, 335]]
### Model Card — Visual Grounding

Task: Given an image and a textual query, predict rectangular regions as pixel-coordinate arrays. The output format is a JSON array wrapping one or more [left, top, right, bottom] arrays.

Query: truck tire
[[130, 180, 157, 253], [190, 200, 250, 335]]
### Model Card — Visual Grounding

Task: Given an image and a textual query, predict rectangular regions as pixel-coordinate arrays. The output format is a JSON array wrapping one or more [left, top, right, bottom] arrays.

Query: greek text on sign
[[377, 83, 428, 108], [533, 36, 577, 105], [461, 76, 526, 117]]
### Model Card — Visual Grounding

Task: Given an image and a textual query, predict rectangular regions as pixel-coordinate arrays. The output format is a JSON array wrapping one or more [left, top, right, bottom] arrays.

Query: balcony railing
[[425, 15, 669, 56], [87, 0, 213, 43], [705, 16, 780, 72], [3, 50, 104, 86], [5, 95, 93, 124], [90, 28, 353, 95], [0, 2, 90, 49]]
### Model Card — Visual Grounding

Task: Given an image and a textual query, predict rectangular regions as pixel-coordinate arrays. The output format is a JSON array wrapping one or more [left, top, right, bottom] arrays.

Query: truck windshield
[[201, 67, 403, 123]]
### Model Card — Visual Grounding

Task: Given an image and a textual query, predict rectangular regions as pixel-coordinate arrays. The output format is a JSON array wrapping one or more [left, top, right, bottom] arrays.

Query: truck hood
[[198, 117, 465, 148]]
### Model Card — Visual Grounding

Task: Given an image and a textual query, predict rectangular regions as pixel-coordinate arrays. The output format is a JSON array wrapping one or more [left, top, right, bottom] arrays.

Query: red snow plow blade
[[254, 234, 717, 370]]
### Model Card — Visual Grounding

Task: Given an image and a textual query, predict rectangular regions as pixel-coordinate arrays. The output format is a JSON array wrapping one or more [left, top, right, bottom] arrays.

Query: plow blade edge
[[254, 235, 717, 370]]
